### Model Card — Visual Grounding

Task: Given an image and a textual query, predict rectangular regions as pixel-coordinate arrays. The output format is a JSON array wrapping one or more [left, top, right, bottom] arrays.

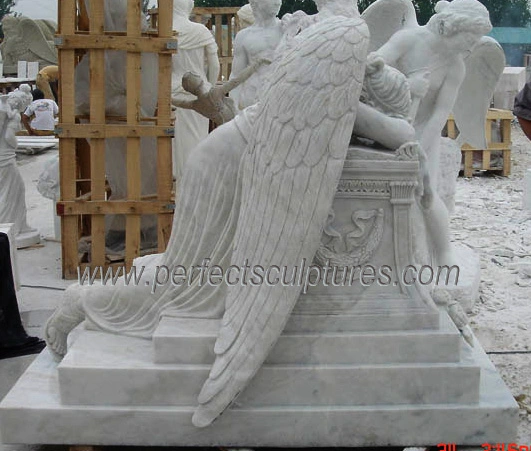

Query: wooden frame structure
[[57, 0, 176, 279], [150, 6, 242, 81], [193, 7, 241, 81], [447, 108, 513, 178]]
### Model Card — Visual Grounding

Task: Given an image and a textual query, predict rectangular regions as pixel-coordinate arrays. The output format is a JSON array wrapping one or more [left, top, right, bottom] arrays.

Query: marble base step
[[0, 338, 518, 447], [58, 329, 479, 407], [286, 295, 440, 332], [154, 313, 461, 364]]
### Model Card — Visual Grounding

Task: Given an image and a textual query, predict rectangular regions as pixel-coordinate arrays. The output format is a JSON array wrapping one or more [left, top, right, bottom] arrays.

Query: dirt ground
[[452, 123, 531, 444]]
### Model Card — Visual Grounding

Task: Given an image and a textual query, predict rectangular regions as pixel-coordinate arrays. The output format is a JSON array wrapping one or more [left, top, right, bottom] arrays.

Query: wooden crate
[[447, 108, 513, 178], [57, 0, 176, 279]]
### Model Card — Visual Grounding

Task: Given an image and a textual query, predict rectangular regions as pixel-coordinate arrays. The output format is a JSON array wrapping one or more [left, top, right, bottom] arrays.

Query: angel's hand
[[366, 53, 385, 75], [408, 71, 431, 99]]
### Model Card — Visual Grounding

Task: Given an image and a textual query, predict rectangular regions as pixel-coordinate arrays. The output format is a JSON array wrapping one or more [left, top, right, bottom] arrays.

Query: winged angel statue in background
[[361, 0, 505, 266]]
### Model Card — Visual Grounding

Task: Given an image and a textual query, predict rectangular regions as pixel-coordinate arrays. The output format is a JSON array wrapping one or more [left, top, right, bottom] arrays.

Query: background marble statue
[[237, 4, 255, 29], [229, 0, 283, 110], [172, 0, 220, 183], [0, 85, 40, 248], [362, 0, 505, 265], [0, 16, 58, 75]]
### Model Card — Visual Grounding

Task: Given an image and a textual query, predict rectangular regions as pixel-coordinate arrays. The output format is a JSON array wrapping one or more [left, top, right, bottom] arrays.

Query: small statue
[[362, 0, 505, 266], [172, 0, 220, 181], [229, 0, 283, 110], [172, 58, 271, 126], [0, 85, 40, 248], [0, 16, 57, 75]]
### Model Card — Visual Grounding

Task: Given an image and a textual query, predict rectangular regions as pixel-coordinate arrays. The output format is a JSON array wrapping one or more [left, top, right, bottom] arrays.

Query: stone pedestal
[[0, 146, 518, 447]]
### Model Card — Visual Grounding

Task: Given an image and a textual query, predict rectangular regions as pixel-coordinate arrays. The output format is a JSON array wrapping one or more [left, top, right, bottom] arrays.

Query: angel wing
[[19, 17, 58, 65], [453, 37, 506, 149], [361, 0, 418, 52], [192, 14, 369, 428]]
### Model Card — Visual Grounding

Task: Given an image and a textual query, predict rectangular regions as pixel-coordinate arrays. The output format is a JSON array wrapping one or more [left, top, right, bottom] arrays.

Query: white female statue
[[0, 85, 40, 248], [172, 0, 220, 182], [229, 0, 283, 110], [362, 0, 505, 266]]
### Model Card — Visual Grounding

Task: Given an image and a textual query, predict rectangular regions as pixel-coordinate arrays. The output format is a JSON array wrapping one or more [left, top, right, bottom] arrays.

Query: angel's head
[[173, 0, 194, 18], [428, 0, 491, 50], [249, 0, 281, 22], [182, 72, 207, 96]]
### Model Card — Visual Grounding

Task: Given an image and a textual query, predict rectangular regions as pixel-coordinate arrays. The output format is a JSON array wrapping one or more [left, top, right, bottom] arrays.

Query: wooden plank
[[57, 201, 174, 216], [56, 35, 177, 53], [502, 149, 511, 177], [194, 7, 241, 14], [59, 0, 79, 279], [156, 0, 174, 253], [89, 0, 106, 269], [215, 14, 223, 58], [125, 0, 143, 269], [482, 150, 491, 171], [463, 150, 474, 178], [56, 124, 174, 138]]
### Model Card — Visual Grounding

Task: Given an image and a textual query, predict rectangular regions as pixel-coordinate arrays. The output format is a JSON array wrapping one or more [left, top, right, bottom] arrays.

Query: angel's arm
[[171, 97, 196, 111], [229, 33, 250, 81], [221, 58, 270, 95], [205, 42, 220, 86], [374, 29, 414, 67], [418, 63, 465, 150]]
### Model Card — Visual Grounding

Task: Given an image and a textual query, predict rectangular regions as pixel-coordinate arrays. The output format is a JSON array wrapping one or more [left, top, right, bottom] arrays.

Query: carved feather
[[192, 13, 369, 428]]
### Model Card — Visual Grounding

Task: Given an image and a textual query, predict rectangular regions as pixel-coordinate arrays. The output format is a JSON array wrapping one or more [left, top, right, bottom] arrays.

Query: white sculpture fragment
[[0, 85, 40, 248], [361, 0, 505, 266], [229, 0, 283, 110], [172, 0, 220, 182]]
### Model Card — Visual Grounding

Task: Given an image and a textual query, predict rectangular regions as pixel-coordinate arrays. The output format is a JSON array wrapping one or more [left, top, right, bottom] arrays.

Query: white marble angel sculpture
[[360, 0, 505, 266], [229, 0, 283, 110], [172, 0, 220, 182], [0, 85, 40, 248], [45, 0, 369, 427]]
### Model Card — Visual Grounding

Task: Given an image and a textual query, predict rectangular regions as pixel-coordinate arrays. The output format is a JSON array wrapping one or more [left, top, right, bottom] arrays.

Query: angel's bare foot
[[44, 286, 85, 359]]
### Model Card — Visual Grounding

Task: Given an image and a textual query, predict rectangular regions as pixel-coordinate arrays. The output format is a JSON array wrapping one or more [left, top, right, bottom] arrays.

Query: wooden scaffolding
[[150, 6, 242, 81], [57, 0, 176, 279]]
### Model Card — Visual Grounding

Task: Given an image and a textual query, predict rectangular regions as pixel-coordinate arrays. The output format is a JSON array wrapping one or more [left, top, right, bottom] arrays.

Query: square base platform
[[0, 334, 518, 447]]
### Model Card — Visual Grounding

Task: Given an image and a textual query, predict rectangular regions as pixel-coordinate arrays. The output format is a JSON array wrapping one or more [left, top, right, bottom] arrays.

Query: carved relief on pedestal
[[314, 208, 384, 269]]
